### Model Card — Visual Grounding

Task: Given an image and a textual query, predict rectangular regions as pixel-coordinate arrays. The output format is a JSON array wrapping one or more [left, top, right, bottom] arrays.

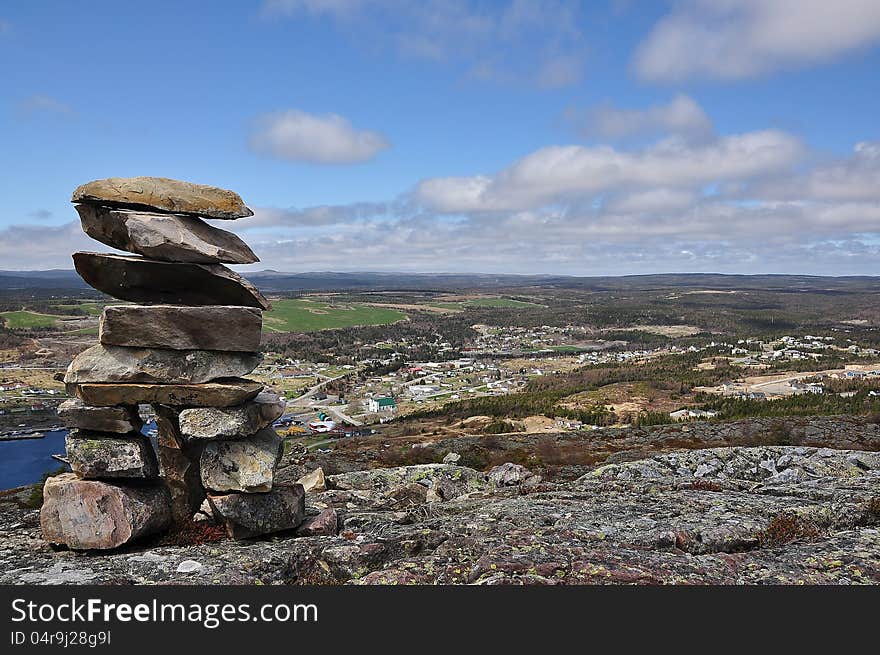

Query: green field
[[263, 299, 407, 333], [0, 311, 60, 329], [55, 302, 104, 316], [69, 327, 99, 336]]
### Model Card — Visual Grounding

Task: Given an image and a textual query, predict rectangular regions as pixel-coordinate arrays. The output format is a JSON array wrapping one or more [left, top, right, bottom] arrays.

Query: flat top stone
[[72, 252, 271, 310], [71, 177, 253, 220]]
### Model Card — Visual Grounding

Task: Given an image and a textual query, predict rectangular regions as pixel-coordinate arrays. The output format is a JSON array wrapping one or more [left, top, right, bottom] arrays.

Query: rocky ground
[[1, 444, 878, 585]]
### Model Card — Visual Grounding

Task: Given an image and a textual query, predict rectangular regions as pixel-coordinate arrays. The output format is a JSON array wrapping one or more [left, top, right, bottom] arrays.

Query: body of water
[[0, 420, 160, 490], [0, 429, 69, 489]]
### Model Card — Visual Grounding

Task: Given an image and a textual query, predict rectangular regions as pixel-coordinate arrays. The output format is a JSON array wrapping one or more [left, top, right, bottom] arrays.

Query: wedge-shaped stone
[[71, 176, 253, 219], [179, 392, 285, 441], [76, 204, 258, 264], [65, 344, 262, 385], [40, 473, 171, 550], [67, 379, 263, 408], [296, 467, 326, 493], [154, 405, 205, 524], [100, 305, 262, 351], [57, 398, 141, 433], [66, 431, 158, 479], [73, 252, 271, 310], [200, 427, 283, 493], [208, 483, 305, 539]]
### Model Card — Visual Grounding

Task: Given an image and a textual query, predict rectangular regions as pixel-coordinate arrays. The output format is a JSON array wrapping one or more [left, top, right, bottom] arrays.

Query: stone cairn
[[40, 177, 305, 550]]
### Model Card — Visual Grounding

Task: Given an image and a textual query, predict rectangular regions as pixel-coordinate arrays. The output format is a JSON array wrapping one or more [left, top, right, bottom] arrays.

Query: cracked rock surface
[[2, 446, 877, 585]]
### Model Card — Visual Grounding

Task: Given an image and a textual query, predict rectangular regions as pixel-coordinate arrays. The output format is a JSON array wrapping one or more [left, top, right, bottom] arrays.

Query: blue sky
[[2, 0, 880, 275]]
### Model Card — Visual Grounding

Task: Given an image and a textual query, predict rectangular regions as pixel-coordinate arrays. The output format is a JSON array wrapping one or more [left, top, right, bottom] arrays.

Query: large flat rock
[[40, 473, 171, 550], [73, 252, 271, 310], [200, 427, 283, 493], [57, 398, 142, 433], [100, 305, 263, 351], [64, 344, 262, 385], [66, 431, 158, 479], [208, 483, 305, 539], [179, 392, 285, 441], [67, 379, 263, 407], [71, 177, 253, 219], [76, 204, 258, 264]]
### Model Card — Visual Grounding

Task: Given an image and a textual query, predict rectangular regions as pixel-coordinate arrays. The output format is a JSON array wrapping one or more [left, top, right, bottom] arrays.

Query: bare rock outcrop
[[2, 447, 874, 583]]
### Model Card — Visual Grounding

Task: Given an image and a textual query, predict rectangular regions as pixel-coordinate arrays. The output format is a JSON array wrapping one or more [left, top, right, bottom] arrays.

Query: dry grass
[[758, 513, 822, 547]]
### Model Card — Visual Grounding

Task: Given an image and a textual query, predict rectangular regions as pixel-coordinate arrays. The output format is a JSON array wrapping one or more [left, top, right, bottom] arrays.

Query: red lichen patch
[[157, 521, 228, 546], [681, 479, 724, 492], [757, 513, 822, 547]]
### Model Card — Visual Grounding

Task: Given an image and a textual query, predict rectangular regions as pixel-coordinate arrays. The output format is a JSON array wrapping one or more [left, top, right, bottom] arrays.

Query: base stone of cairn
[[41, 473, 171, 550], [40, 176, 304, 550]]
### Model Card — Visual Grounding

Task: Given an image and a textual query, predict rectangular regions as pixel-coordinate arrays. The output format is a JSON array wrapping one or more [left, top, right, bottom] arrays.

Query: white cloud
[[416, 130, 804, 212], [756, 141, 880, 201], [535, 55, 585, 89], [260, 0, 588, 88], [248, 110, 389, 164], [27, 209, 53, 221], [635, 0, 880, 81], [239, 202, 395, 229], [574, 94, 713, 141], [0, 222, 96, 269], [16, 95, 74, 117], [605, 188, 696, 213]]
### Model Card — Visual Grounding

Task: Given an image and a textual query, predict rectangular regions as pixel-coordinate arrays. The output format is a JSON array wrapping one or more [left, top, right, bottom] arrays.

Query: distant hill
[[0, 270, 89, 290], [2, 269, 880, 293]]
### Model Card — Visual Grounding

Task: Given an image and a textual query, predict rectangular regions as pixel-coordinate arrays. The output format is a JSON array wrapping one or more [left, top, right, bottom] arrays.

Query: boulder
[[178, 392, 285, 441], [72, 252, 271, 310], [57, 398, 141, 433], [208, 484, 305, 539], [154, 405, 205, 524], [66, 431, 158, 479], [71, 176, 253, 219], [40, 473, 171, 550], [100, 305, 262, 352], [76, 204, 258, 264], [296, 467, 326, 493], [296, 508, 338, 537], [67, 379, 263, 408], [65, 344, 262, 385], [200, 427, 283, 493], [486, 463, 541, 487]]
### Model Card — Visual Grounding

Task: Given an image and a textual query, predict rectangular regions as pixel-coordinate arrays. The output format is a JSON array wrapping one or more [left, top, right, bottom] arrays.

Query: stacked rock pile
[[41, 177, 305, 549]]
